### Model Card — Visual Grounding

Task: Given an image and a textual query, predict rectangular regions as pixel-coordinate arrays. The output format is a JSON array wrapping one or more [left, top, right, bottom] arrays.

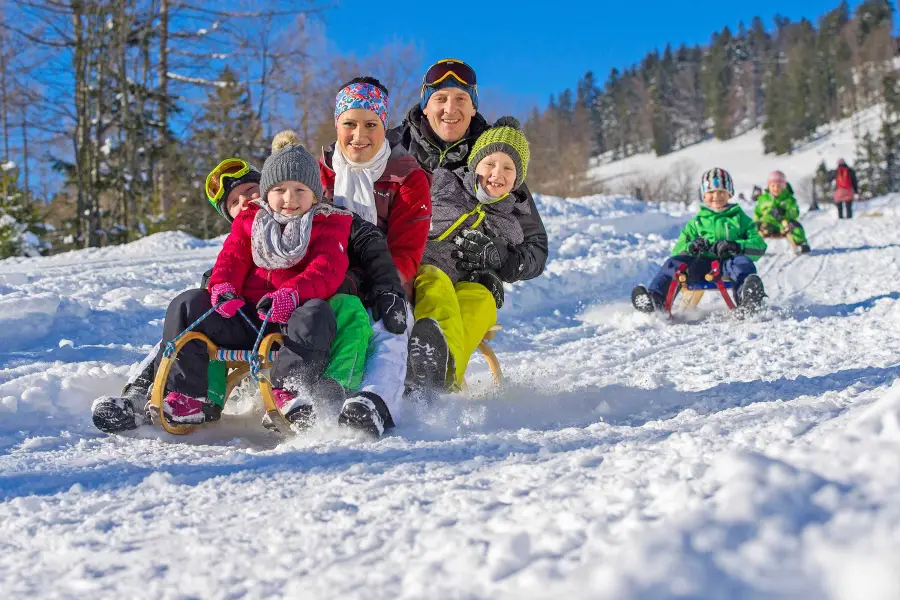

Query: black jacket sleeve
[[345, 214, 405, 305], [497, 184, 549, 283]]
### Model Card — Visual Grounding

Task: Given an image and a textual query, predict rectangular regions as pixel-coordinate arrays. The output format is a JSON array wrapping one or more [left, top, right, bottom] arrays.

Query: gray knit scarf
[[251, 200, 345, 270]]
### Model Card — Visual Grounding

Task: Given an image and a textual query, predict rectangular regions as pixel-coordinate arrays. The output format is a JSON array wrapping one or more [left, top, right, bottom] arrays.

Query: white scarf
[[331, 140, 391, 225]]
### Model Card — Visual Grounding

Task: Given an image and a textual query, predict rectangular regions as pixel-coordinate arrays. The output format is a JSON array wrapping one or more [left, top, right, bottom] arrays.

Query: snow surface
[[1, 195, 900, 599], [591, 105, 885, 200]]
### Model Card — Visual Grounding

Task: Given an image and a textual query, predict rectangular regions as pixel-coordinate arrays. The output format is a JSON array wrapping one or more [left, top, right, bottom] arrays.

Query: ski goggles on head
[[205, 158, 253, 206], [422, 59, 477, 91]]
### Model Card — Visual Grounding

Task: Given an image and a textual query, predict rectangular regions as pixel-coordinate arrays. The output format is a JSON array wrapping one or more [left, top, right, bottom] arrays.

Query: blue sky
[[320, 0, 887, 112]]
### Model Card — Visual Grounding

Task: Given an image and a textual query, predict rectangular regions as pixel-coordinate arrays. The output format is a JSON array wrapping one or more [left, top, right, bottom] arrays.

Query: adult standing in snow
[[828, 159, 859, 219], [319, 76, 432, 432], [387, 58, 549, 394]]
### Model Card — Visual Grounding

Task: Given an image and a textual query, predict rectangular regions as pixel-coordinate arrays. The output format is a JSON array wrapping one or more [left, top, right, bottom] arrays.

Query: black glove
[[454, 229, 507, 273], [713, 240, 741, 257], [371, 291, 408, 335], [770, 207, 785, 220], [688, 237, 711, 255], [466, 269, 504, 309]]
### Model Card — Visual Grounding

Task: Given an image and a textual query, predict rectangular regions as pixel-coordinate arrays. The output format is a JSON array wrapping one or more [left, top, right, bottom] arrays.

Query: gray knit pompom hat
[[260, 130, 323, 202]]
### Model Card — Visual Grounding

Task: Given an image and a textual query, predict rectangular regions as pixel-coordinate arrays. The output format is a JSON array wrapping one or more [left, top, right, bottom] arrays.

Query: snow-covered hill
[[591, 105, 885, 201], [1, 194, 899, 599]]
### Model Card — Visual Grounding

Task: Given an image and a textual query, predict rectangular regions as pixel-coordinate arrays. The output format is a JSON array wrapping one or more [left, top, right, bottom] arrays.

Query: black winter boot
[[631, 285, 665, 313], [737, 274, 766, 312], [407, 318, 450, 392], [338, 391, 392, 438]]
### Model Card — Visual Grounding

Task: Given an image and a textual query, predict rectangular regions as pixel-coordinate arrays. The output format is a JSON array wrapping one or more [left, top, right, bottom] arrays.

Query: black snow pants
[[156, 288, 336, 398]]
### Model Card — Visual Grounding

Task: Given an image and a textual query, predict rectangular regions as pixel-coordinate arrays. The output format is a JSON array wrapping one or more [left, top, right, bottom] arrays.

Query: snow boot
[[91, 393, 140, 433], [162, 392, 219, 425], [799, 244, 811, 254], [407, 318, 450, 392], [631, 285, 664, 313], [338, 391, 393, 438], [265, 388, 315, 430], [737, 274, 766, 312]]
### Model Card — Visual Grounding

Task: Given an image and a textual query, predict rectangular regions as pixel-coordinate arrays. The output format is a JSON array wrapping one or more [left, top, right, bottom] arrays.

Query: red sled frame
[[663, 260, 736, 316]]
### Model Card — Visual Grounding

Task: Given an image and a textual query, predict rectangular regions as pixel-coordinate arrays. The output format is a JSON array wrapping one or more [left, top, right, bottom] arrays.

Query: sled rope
[[163, 303, 223, 359], [249, 308, 273, 382]]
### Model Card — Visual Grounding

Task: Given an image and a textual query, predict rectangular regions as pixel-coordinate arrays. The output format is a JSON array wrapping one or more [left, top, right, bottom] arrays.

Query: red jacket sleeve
[[387, 168, 431, 283], [208, 210, 254, 296], [282, 212, 352, 303]]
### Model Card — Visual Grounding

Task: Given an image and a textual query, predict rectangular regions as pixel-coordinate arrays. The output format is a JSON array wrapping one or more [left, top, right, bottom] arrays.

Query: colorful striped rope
[[215, 349, 278, 362]]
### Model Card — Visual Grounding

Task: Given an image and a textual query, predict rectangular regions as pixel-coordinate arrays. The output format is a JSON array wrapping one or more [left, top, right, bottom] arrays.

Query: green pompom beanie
[[467, 116, 530, 190]]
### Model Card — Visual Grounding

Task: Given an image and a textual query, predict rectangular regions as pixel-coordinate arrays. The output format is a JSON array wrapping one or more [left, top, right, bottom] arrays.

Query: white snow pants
[[358, 305, 413, 425]]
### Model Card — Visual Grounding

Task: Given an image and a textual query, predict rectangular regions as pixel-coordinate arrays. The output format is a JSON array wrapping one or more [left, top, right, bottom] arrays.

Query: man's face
[[423, 88, 477, 143]]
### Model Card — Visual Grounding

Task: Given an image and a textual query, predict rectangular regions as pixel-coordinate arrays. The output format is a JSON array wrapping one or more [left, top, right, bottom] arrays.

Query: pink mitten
[[257, 288, 299, 323], [209, 283, 245, 318]]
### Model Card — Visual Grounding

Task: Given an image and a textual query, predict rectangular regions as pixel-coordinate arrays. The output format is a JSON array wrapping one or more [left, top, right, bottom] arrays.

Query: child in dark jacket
[[411, 116, 530, 390], [632, 167, 768, 313], [159, 131, 371, 428]]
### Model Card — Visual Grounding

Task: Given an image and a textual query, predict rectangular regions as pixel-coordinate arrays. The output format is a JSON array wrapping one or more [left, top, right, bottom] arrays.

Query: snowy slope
[[1, 194, 900, 599], [591, 105, 885, 200]]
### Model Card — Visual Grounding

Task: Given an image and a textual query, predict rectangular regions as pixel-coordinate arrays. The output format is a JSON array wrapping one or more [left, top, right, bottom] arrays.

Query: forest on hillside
[[0, 0, 897, 257]]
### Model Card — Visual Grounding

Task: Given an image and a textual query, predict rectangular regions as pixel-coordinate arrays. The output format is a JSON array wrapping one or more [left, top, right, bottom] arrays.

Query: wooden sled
[[150, 332, 292, 436], [465, 324, 504, 389], [664, 261, 736, 315], [151, 326, 505, 436], [761, 220, 801, 252]]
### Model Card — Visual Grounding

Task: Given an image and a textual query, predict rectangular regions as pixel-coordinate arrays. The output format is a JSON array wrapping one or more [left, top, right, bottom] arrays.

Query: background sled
[[761, 219, 801, 253]]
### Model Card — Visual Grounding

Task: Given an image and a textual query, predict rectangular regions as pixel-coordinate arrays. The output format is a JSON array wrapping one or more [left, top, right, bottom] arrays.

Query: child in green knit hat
[[409, 116, 531, 392]]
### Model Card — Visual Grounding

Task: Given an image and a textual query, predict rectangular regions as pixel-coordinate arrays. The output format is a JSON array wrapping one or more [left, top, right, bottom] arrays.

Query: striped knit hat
[[700, 167, 734, 197], [467, 117, 530, 190]]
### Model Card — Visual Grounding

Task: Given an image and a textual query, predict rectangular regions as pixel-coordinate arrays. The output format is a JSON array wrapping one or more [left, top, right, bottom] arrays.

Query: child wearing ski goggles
[[205, 158, 261, 221]]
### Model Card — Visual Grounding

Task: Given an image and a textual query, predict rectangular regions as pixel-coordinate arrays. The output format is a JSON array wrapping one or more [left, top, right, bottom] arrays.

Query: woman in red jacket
[[158, 131, 366, 428], [319, 76, 432, 429]]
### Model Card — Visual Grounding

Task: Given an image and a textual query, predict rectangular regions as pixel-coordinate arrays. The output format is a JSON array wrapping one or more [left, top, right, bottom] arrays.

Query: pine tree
[[576, 71, 603, 155], [702, 27, 735, 140], [649, 48, 675, 155], [880, 72, 900, 193], [0, 166, 48, 258], [176, 67, 265, 238]]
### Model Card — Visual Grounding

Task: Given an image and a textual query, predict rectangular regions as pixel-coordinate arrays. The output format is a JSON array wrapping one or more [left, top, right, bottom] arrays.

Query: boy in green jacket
[[632, 167, 768, 313], [754, 170, 810, 253]]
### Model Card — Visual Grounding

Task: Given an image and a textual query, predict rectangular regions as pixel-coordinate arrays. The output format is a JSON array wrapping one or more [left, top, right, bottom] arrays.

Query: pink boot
[[163, 392, 208, 424], [271, 388, 314, 428]]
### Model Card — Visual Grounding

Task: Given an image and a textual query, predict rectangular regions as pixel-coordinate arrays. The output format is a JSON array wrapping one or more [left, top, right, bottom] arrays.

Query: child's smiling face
[[768, 180, 785, 195], [225, 182, 260, 219], [267, 180, 317, 217], [475, 151, 516, 198], [703, 190, 730, 211]]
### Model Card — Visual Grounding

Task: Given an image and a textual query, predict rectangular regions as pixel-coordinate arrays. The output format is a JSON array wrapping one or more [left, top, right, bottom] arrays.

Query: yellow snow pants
[[413, 265, 497, 386]]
